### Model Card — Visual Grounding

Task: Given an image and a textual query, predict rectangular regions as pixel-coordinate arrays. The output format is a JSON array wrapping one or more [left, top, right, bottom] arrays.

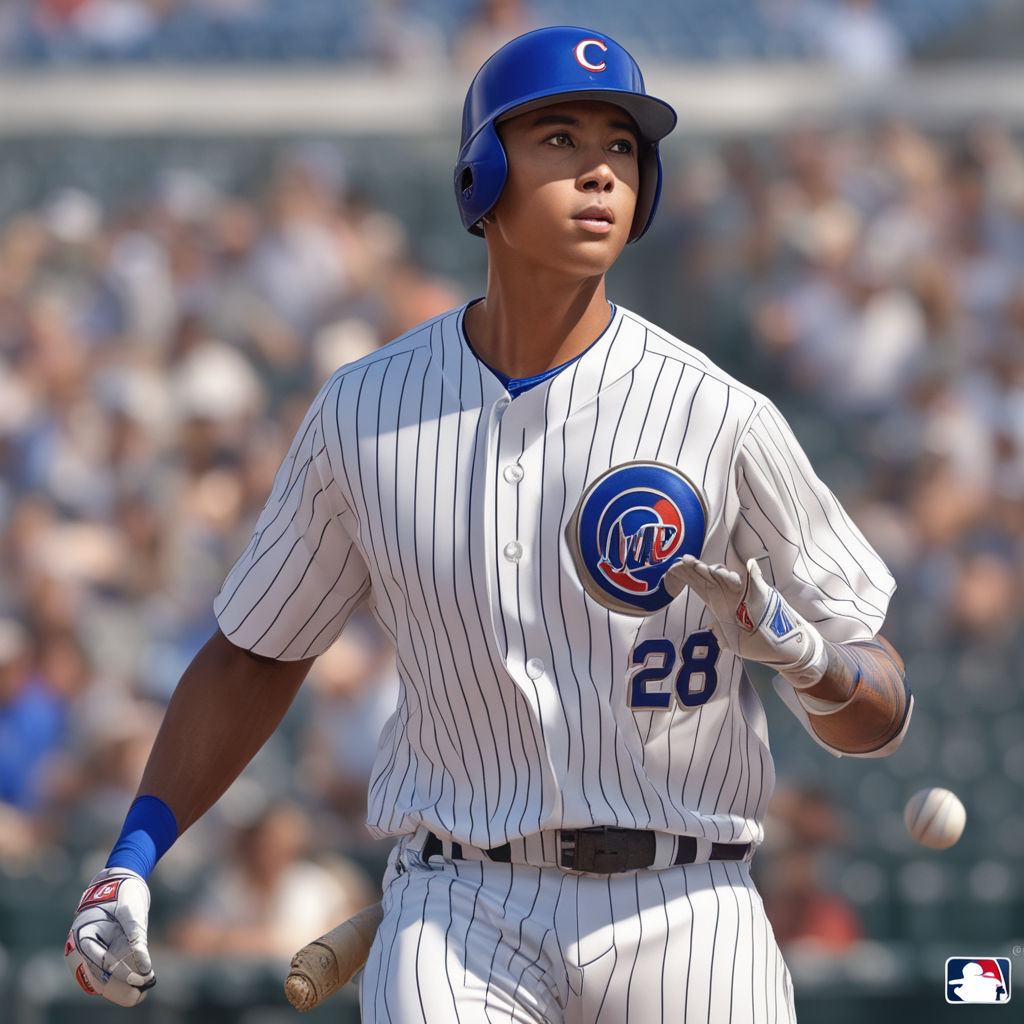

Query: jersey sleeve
[[214, 382, 371, 661], [729, 402, 894, 643]]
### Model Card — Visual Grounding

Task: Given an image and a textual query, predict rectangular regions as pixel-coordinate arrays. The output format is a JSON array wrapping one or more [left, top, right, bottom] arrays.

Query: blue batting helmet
[[455, 26, 677, 243]]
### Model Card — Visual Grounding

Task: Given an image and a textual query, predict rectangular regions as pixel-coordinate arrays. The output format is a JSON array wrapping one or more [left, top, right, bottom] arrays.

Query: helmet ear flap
[[454, 121, 508, 236], [629, 143, 663, 243]]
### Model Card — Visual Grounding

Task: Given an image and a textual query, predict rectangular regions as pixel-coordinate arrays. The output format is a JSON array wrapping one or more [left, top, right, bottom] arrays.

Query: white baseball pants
[[360, 836, 797, 1023]]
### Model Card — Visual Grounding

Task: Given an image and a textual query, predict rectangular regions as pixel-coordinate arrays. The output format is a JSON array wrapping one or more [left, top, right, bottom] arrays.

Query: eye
[[610, 139, 635, 155], [546, 132, 574, 148]]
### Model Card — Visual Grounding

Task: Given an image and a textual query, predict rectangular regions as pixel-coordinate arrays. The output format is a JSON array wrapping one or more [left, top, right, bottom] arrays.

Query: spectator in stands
[[44, 0, 169, 57], [167, 800, 375, 960], [0, 618, 95, 866], [453, 0, 537, 73], [356, 0, 447, 71], [299, 612, 399, 850], [803, 0, 907, 79], [943, 146, 1021, 331], [45, 695, 165, 855], [758, 783, 864, 953], [0, 619, 69, 814], [942, 535, 1023, 646]]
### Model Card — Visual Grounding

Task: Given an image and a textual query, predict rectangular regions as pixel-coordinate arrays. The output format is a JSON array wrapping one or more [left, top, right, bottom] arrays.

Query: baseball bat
[[284, 901, 384, 1012]]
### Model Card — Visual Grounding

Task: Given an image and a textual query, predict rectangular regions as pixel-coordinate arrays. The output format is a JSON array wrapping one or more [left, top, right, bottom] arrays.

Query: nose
[[581, 171, 613, 192], [577, 151, 615, 193]]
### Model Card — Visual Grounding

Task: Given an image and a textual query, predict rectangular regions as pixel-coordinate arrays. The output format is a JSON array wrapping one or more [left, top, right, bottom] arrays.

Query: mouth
[[573, 206, 615, 233]]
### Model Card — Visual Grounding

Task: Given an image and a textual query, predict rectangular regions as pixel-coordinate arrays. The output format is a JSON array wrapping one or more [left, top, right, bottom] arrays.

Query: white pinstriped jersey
[[214, 302, 894, 850]]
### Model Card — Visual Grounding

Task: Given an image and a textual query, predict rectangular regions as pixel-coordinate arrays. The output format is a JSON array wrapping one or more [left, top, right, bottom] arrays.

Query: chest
[[342, 357, 740, 619]]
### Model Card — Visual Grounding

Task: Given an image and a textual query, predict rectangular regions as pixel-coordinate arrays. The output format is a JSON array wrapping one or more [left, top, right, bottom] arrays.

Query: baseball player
[[65, 26, 912, 1023]]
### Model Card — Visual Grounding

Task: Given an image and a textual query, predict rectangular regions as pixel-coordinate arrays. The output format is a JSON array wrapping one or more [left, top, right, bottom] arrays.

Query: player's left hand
[[664, 555, 827, 688], [65, 867, 156, 1007]]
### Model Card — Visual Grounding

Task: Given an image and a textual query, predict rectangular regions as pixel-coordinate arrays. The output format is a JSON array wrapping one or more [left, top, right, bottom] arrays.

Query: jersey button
[[503, 464, 524, 484], [525, 658, 544, 679], [503, 541, 523, 561]]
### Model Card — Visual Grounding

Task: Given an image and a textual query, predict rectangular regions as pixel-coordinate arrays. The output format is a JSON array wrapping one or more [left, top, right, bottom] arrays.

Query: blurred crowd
[[0, 0, 975, 72], [0, 140, 459, 957], [0, 0, 541, 71], [2, 108, 1024, 963]]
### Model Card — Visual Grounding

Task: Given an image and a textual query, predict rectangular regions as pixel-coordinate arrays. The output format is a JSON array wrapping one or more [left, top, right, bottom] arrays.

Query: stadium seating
[[3, 0, 1003, 66]]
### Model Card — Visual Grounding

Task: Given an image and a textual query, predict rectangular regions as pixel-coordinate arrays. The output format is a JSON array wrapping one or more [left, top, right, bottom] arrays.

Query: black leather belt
[[421, 827, 751, 874]]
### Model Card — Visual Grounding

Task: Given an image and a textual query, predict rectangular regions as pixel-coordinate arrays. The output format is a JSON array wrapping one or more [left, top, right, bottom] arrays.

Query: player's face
[[489, 100, 640, 276]]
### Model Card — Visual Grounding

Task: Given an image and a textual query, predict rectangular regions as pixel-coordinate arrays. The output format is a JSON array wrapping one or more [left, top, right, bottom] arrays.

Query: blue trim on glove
[[105, 795, 179, 880]]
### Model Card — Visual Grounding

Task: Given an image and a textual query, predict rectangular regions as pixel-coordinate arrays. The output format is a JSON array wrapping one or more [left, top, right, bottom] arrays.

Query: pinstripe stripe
[[655, 872, 670, 1023], [553, 358, 599, 823], [705, 864, 722, 1020], [433, 338, 508, 831], [216, 448, 322, 619], [376, 867, 411, 1023], [739, 406, 891, 617], [681, 858, 694, 1022], [725, 862, 742, 1023], [413, 875, 435, 1023], [443, 878, 464, 1024], [485, 866, 519, 1019], [756, 406, 889, 598], [618, 873, 643, 1024], [590, 889, 618, 1023]]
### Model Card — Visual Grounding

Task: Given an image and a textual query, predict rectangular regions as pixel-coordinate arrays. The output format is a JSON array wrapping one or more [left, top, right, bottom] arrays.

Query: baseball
[[904, 787, 966, 849]]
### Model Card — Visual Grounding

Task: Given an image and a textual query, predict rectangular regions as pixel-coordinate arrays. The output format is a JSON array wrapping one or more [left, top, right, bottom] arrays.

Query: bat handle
[[284, 902, 384, 1012]]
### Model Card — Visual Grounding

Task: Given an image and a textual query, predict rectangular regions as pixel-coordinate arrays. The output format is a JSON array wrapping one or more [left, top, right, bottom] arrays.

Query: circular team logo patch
[[567, 462, 708, 616]]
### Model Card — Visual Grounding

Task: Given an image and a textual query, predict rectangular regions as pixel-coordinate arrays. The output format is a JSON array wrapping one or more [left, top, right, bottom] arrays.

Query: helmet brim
[[495, 89, 677, 145]]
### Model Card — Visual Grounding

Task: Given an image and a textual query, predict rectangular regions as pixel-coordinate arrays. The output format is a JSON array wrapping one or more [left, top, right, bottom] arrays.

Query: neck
[[465, 265, 612, 379]]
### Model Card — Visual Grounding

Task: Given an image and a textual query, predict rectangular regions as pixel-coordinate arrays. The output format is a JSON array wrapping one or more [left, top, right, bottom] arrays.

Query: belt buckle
[[561, 827, 645, 874]]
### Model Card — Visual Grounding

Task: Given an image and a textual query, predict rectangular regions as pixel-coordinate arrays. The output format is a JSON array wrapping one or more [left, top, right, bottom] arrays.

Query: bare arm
[[793, 634, 910, 756], [138, 630, 315, 832]]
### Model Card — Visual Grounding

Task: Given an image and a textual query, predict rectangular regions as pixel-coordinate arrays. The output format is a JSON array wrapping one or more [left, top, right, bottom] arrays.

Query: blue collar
[[491, 360, 576, 398]]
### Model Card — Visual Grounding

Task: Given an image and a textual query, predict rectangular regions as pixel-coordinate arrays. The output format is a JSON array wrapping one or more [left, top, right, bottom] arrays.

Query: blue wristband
[[105, 795, 179, 880]]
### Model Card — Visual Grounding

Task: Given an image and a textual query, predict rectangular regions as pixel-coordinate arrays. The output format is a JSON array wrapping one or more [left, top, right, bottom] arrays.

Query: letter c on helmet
[[574, 39, 608, 72]]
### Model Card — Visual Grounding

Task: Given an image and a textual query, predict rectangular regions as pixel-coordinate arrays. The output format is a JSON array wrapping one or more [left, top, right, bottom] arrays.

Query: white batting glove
[[664, 554, 828, 689], [65, 867, 155, 1007]]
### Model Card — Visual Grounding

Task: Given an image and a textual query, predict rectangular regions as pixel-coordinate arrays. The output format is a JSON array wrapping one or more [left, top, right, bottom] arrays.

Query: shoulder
[[317, 304, 467, 397], [617, 305, 772, 419]]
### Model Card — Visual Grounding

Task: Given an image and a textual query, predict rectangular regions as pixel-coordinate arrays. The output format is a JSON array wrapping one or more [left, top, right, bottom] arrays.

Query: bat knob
[[284, 971, 319, 1012]]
